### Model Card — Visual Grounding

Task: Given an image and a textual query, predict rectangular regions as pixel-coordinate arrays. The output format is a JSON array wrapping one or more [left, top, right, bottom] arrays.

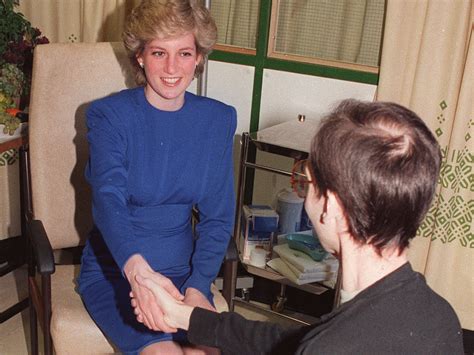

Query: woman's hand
[[137, 275, 193, 331], [124, 254, 184, 332], [183, 287, 216, 312]]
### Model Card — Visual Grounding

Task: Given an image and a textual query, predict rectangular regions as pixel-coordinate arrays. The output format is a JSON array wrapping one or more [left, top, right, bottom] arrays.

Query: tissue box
[[240, 205, 279, 262]]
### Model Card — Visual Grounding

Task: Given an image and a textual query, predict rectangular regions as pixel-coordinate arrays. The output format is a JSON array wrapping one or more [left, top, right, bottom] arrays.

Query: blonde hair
[[123, 0, 217, 85]]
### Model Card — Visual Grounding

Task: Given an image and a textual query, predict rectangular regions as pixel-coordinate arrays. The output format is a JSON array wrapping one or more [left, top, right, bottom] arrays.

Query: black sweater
[[188, 263, 463, 354]]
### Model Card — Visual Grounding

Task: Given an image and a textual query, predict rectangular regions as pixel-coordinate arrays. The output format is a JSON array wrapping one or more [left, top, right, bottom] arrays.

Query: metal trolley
[[223, 118, 342, 321]]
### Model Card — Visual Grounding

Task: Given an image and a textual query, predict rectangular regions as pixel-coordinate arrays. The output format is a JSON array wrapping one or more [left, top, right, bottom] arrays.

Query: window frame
[[213, 44, 256, 56], [208, 0, 383, 135], [209, 0, 383, 83]]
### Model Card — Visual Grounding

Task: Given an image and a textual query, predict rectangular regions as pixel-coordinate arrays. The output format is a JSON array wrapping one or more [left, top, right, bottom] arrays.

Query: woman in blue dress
[[77, 1, 236, 353]]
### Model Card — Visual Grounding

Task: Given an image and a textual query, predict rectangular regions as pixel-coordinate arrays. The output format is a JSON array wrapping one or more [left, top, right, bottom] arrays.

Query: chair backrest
[[29, 42, 136, 250]]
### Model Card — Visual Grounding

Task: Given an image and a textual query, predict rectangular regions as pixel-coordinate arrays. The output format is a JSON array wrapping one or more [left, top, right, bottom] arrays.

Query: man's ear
[[326, 191, 349, 233]]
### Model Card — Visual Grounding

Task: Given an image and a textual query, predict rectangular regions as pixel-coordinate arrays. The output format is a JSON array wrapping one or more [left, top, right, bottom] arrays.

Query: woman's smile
[[137, 32, 201, 111]]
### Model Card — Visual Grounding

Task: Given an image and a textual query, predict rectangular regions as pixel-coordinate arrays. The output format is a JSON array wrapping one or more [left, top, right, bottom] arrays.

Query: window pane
[[210, 0, 260, 49], [273, 0, 385, 67]]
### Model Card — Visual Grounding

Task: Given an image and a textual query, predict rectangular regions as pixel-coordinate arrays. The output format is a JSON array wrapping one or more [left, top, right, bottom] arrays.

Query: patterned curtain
[[0, 148, 20, 238], [0, 0, 140, 239], [377, 0, 473, 330]]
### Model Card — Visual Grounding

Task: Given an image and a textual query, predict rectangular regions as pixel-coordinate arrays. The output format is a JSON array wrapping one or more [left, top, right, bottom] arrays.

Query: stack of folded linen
[[267, 244, 338, 285]]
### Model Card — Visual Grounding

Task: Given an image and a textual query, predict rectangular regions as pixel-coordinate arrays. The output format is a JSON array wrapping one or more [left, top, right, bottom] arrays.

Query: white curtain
[[211, 0, 259, 49], [0, 0, 140, 239], [274, 0, 384, 67], [18, 0, 140, 43], [377, 0, 473, 330]]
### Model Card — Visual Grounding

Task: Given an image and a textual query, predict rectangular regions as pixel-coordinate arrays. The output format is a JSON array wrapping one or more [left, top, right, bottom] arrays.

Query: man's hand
[[124, 254, 183, 332]]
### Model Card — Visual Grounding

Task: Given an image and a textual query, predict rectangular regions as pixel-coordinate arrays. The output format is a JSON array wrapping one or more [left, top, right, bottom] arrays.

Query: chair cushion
[[50, 265, 228, 354], [51, 265, 116, 354], [211, 283, 229, 313]]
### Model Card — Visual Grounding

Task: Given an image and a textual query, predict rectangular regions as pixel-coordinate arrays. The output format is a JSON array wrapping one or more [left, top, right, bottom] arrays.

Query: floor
[[0, 265, 301, 355], [1, 265, 33, 354]]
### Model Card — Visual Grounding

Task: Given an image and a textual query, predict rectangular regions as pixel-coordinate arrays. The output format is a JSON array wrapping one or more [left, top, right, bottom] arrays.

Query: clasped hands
[[124, 254, 212, 332]]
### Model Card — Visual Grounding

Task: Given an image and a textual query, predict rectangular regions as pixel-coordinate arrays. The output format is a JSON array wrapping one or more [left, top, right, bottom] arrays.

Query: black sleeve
[[187, 307, 309, 355]]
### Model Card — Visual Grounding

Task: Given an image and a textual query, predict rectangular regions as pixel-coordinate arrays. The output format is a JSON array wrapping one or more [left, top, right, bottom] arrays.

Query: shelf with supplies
[[226, 117, 341, 313], [240, 257, 335, 296]]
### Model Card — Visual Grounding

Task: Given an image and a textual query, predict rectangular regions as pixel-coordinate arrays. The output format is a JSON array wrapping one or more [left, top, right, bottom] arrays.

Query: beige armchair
[[25, 42, 231, 355]]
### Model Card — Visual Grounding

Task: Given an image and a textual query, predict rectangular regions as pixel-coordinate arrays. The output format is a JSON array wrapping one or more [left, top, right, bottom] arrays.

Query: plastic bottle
[[275, 187, 304, 234]]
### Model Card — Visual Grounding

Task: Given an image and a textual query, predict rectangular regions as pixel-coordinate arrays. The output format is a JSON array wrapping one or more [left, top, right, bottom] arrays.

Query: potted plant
[[0, 0, 48, 135]]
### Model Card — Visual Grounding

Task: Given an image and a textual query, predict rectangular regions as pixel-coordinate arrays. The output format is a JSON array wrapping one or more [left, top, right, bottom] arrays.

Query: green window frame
[[209, 0, 383, 132]]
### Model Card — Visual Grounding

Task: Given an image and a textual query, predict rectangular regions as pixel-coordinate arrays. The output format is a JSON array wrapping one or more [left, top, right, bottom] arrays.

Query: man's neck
[[340, 236, 408, 293]]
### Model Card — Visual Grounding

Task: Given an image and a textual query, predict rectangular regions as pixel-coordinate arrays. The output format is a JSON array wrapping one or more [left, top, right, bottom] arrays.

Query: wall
[[205, 61, 377, 206]]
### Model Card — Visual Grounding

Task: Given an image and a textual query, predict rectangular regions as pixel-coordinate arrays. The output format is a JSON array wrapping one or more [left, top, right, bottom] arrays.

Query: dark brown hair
[[309, 99, 441, 254]]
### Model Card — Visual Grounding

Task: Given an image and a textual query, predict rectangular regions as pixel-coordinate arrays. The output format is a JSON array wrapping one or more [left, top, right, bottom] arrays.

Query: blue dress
[[78, 87, 236, 354]]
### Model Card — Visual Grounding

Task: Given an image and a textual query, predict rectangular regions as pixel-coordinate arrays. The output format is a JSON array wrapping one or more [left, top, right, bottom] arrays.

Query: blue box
[[241, 205, 279, 262]]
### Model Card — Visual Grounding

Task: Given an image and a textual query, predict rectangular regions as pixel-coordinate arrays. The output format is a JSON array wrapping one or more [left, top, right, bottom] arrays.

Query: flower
[[0, 62, 25, 98], [0, 92, 19, 135], [0, 0, 49, 101], [0, 109, 20, 135], [3, 27, 50, 67]]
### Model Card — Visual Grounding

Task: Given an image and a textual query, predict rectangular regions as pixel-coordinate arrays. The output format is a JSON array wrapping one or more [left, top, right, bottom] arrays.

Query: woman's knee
[[182, 345, 220, 355], [140, 340, 184, 355]]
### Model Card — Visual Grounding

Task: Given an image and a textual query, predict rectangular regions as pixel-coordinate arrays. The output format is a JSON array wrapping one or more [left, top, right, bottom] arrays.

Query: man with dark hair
[[134, 100, 464, 354], [310, 100, 442, 253]]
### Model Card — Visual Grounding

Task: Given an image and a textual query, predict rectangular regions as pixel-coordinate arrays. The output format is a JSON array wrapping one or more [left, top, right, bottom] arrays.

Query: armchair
[[25, 42, 234, 355]]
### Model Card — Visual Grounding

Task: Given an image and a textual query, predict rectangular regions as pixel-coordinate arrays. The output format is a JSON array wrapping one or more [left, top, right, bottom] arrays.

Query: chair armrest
[[28, 219, 55, 275], [225, 238, 238, 262], [192, 205, 238, 262]]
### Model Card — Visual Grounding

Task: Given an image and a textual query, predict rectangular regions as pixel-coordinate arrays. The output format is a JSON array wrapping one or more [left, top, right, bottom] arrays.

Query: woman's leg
[[182, 345, 220, 355], [140, 341, 184, 355], [81, 275, 177, 353]]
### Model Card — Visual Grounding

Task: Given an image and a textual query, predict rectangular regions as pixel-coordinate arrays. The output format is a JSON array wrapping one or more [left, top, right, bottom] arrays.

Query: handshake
[[131, 275, 196, 332], [125, 254, 215, 333]]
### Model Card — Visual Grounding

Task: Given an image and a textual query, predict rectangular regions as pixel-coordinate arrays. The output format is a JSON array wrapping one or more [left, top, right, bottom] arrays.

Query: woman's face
[[304, 167, 340, 255], [137, 32, 201, 111]]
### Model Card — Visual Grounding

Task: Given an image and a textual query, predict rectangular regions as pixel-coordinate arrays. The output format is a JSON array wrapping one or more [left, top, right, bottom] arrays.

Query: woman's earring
[[139, 62, 144, 68]]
